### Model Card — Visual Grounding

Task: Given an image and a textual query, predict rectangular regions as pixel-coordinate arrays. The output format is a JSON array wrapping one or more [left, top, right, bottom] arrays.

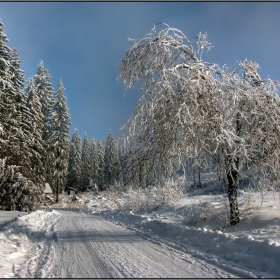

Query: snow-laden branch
[[118, 25, 280, 225]]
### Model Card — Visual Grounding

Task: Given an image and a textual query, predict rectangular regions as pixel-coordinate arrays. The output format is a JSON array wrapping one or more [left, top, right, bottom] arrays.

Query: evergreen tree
[[34, 60, 53, 141], [8, 48, 25, 90], [67, 128, 82, 190], [80, 133, 91, 192], [103, 130, 120, 188], [0, 24, 31, 176], [0, 20, 44, 210], [96, 140, 104, 190], [33, 60, 54, 186], [9, 49, 35, 181], [89, 139, 98, 185], [0, 20, 18, 164], [25, 78, 46, 187], [49, 80, 71, 198]]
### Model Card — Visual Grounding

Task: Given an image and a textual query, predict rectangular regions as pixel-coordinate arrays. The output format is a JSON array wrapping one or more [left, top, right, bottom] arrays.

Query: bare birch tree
[[118, 24, 280, 225]]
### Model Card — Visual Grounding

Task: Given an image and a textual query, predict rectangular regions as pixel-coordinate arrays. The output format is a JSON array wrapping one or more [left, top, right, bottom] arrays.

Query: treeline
[[66, 129, 160, 193], [0, 20, 70, 211], [0, 19, 159, 212]]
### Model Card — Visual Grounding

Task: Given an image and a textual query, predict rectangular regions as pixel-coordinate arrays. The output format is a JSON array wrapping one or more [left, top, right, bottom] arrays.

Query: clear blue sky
[[1, 2, 280, 141]]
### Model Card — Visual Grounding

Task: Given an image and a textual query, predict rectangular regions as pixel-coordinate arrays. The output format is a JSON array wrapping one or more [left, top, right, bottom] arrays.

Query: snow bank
[[0, 209, 61, 278]]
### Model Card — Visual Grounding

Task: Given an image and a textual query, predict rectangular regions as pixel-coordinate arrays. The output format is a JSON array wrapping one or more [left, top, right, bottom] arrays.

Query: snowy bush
[[183, 200, 214, 226], [110, 179, 185, 212]]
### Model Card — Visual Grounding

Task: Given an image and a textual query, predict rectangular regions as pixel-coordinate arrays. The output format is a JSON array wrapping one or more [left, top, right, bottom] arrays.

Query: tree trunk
[[192, 166, 196, 188], [56, 179, 59, 203], [226, 163, 240, 225], [198, 165, 201, 188]]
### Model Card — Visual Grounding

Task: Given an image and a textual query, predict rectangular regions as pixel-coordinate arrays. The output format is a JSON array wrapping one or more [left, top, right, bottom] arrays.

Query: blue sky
[[1, 2, 280, 141]]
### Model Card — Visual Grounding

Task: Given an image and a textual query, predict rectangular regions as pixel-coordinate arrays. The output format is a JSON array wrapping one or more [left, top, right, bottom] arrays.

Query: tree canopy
[[118, 24, 280, 225]]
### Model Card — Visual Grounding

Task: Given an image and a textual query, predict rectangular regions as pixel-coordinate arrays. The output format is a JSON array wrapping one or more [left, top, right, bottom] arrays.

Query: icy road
[[12, 210, 245, 278]]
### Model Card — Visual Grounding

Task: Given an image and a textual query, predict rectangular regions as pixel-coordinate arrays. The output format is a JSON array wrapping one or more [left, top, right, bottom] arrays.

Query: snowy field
[[0, 183, 280, 278]]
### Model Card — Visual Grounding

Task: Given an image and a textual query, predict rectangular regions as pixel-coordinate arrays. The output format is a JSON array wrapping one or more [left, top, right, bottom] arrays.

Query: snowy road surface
[[12, 209, 243, 278]]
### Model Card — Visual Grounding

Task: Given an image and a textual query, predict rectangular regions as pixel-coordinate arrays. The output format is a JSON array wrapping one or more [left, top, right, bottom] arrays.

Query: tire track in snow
[[49, 211, 237, 278], [51, 212, 113, 278]]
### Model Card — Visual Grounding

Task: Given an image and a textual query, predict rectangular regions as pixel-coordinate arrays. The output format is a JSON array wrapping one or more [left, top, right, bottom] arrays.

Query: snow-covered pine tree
[[103, 129, 120, 189], [49, 79, 71, 200], [96, 140, 104, 190], [80, 133, 91, 192], [8, 48, 35, 181], [33, 61, 54, 186], [118, 24, 280, 225], [0, 25, 28, 172], [0, 20, 18, 165], [25, 78, 46, 187], [0, 20, 44, 210], [66, 128, 82, 191], [0, 157, 43, 211], [90, 139, 98, 185]]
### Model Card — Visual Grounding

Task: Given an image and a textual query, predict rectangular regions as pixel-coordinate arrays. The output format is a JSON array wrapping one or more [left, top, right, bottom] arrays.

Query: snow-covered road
[[12, 209, 240, 278]]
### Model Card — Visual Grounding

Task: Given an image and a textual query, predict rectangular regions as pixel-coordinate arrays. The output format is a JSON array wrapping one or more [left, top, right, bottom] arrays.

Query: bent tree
[[118, 24, 280, 225]]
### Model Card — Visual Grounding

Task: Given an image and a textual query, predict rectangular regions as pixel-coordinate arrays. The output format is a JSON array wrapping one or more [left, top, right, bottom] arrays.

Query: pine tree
[[0, 20, 18, 164], [49, 79, 71, 199], [90, 139, 98, 185], [80, 133, 91, 192], [67, 128, 82, 190], [0, 24, 30, 175], [25, 78, 46, 187], [96, 140, 104, 190], [33, 61, 54, 186], [103, 130, 120, 188], [9, 49, 35, 181], [0, 20, 44, 210]]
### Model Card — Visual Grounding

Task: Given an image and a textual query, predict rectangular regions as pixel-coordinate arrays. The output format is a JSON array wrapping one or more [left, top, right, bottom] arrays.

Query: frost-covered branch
[[118, 25, 280, 225]]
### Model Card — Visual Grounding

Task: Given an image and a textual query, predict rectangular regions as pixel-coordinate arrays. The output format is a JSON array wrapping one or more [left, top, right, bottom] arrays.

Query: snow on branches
[[0, 158, 43, 211], [118, 24, 280, 225]]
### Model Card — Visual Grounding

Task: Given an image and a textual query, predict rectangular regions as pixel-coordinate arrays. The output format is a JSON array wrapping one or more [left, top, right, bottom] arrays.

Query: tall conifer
[[49, 79, 71, 197], [104, 130, 120, 188], [67, 128, 82, 190], [80, 133, 91, 192]]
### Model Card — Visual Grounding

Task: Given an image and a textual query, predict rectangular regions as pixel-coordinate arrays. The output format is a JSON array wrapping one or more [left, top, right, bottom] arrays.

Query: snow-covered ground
[[0, 183, 280, 277], [75, 185, 280, 278]]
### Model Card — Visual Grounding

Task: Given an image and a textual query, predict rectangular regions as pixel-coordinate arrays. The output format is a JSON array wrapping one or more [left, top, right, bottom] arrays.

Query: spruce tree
[[80, 133, 91, 192], [0, 20, 44, 210], [49, 79, 71, 198], [0, 24, 29, 175], [67, 128, 82, 190], [0, 20, 17, 164], [90, 139, 98, 185], [96, 140, 104, 190], [103, 130, 120, 188], [25, 78, 46, 187], [9, 49, 40, 179], [33, 60, 54, 186]]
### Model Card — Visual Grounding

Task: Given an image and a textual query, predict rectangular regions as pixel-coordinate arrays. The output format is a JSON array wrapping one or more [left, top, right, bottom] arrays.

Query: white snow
[[0, 210, 61, 278], [83, 186, 280, 278], [0, 185, 280, 278]]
